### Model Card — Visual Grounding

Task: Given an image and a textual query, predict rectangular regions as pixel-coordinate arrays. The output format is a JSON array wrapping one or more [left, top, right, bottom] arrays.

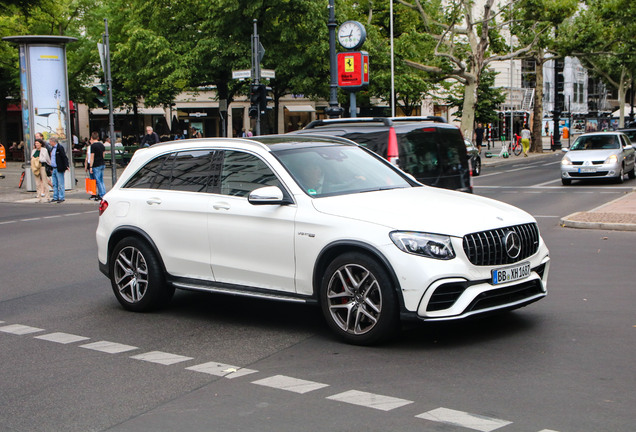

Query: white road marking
[[327, 390, 413, 411], [80, 340, 138, 354], [0, 324, 44, 335], [0, 221, 17, 224], [131, 351, 193, 365], [186, 361, 257, 378], [35, 332, 90, 344], [537, 430, 560, 432], [252, 375, 329, 394], [416, 407, 512, 431]]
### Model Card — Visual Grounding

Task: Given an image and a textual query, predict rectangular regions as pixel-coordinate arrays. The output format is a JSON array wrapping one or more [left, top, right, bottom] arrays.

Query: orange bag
[[85, 178, 97, 195]]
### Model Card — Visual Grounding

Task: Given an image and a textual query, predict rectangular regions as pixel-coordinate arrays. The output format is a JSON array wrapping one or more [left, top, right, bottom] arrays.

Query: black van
[[290, 117, 473, 193]]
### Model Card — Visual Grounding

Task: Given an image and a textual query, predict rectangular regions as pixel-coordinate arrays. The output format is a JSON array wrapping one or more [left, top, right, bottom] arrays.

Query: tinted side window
[[170, 150, 219, 192], [124, 154, 172, 189], [220, 151, 282, 197], [342, 131, 389, 157]]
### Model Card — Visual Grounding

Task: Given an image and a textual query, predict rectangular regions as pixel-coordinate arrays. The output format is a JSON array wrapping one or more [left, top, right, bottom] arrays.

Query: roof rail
[[303, 116, 447, 130], [304, 117, 393, 129]]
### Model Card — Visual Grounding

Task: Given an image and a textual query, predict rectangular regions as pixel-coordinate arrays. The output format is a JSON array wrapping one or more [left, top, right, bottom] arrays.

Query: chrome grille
[[463, 223, 540, 266]]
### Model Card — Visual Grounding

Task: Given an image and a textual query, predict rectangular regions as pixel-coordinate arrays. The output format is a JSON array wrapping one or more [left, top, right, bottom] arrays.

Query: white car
[[561, 132, 636, 185], [96, 135, 550, 345]]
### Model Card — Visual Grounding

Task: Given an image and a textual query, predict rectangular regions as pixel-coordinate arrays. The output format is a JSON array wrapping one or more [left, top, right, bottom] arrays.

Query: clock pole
[[326, 0, 343, 118]]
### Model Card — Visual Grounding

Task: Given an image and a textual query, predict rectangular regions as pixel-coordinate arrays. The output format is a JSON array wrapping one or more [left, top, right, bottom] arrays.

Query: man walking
[[89, 132, 106, 200], [474, 123, 485, 153], [49, 137, 69, 203]]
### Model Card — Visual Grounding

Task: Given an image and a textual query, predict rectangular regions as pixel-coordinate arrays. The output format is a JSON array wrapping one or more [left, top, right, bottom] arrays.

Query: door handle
[[146, 198, 162, 205], [213, 202, 230, 210]]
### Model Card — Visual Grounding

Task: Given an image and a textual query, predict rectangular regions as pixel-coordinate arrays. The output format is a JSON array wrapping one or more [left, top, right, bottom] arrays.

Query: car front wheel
[[320, 252, 399, 345], [615, 166, 624, 184], [110, 237, 174, 312]]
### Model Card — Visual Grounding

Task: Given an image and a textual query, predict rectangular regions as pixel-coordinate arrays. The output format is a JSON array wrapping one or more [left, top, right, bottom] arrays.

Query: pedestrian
[[30, 139, 51, 202], [521, 124, 531, 157], [35, 132, 51, 153], [474, 123, 484, 153], [49, 137, 69, 203], [89, 131, 107, 200], [140, 126, 160, 147]]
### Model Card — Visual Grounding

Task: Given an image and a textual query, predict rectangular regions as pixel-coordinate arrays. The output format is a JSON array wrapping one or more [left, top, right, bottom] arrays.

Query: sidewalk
[[0, 161, 123, 205]]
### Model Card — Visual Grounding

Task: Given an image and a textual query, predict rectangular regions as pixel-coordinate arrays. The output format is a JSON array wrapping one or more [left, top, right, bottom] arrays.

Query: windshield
[[274, 145, 412, 197], [571, 135, 620, 150]]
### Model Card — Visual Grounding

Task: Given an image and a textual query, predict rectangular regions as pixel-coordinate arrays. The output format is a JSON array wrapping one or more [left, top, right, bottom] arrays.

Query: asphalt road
[[0, 158, 635, 432]]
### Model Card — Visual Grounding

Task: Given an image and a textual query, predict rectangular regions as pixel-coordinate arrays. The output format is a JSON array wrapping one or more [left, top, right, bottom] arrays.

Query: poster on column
[[28, 45, 72, 189], [29, 45, 70, 148]]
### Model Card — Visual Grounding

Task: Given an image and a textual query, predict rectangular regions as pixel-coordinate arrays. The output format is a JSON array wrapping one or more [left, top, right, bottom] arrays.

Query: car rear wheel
[[110, 237, 174, 312], [320, 252, 399, 345]]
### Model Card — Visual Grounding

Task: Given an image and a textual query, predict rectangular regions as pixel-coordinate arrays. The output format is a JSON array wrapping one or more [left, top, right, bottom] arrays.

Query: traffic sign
[[261, 69, 276, 79], [232, 69, 252, 80]]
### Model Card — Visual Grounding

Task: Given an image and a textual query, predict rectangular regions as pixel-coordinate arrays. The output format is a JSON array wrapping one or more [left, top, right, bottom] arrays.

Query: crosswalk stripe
[[131, 351, 193, 365], [327, 390, 413, 411], [186, 361, 258, 378], [416, 407, 512, 431], [35, 332, 90, 344], [252, 375, 329, 394], [0, 324, 44, 335], [80, 340, 138, 354]]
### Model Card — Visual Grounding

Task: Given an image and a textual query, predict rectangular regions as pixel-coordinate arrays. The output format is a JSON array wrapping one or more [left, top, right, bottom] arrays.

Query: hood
[[311, 187, 535, 237], [565, 149, 618, 162]]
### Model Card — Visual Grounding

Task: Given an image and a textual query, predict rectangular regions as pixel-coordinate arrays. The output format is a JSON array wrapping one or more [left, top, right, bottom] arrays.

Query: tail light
[[98, 200, 109, 216], [387, 126, 399, 165]]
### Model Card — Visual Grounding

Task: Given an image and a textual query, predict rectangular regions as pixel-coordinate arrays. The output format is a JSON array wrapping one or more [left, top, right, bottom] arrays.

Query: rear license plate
[[491, 262, 531, 285], [579, 167, 596, 173]]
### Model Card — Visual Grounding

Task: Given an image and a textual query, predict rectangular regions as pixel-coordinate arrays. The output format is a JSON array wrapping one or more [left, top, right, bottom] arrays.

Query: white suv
[[96, 135, 550, 345]]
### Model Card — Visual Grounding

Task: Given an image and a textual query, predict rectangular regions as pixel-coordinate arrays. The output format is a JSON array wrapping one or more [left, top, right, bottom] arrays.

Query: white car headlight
[[604, 154, 618, 164], [561, 156, 572, 166], [390, 231, 455, 260]]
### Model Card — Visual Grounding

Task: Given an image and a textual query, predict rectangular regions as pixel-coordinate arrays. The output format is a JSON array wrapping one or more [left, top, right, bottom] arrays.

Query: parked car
[[290, 117, 474, 192], [465, 138, 482, 176], [618, 128, 636, 143], [96, 135, 550, 345], [560, 132, 636, 185]]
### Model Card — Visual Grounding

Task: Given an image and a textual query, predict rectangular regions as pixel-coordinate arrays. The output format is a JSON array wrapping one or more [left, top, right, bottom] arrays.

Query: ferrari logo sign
[[337, 51, 369, 89]]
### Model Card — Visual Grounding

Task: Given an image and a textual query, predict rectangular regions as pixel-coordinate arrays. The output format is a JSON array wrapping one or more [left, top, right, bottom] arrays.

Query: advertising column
[[3, 36, 77, 192]]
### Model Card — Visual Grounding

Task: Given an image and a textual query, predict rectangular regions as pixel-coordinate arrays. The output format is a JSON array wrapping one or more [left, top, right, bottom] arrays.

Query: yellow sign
[[345, 56, 355, 73], [40, 55, 59, 59]]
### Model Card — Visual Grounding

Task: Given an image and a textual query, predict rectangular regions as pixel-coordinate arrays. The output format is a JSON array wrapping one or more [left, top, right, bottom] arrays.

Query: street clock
[[337, 20, 366, 50]]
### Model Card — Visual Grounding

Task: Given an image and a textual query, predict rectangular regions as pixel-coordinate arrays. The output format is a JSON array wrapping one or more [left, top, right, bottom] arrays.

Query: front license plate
[[579, 167, 596, 173], [491, 262, 531, 285]]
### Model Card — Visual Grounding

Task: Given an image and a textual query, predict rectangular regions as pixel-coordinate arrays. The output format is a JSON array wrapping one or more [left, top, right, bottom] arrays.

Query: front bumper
[[561, 163, 620, 180]]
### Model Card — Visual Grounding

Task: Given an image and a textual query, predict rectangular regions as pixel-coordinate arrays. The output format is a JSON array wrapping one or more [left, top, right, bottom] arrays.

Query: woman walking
[[30, 139, 51, 202]]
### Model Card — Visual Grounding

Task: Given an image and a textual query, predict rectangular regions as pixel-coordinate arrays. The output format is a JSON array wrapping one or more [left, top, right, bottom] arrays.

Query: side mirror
[[562, 148, 569, 153], [248, 186, 291, 205]]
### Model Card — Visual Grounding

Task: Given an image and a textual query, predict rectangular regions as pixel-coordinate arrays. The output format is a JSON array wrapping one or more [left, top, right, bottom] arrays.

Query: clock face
[[338, 21, 365, 50]]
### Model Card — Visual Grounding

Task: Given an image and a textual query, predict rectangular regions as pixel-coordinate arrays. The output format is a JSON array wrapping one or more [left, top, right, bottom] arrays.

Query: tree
[[513, 0, 577, 152], [398, 0, 543, 138], [559, 0, 636, 128], [447, 68, 506, 125]]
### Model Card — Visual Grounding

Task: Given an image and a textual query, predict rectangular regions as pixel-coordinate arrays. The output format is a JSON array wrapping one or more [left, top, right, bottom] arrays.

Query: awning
[[91, 107, 166, 116], [285, 105, 315, 113]]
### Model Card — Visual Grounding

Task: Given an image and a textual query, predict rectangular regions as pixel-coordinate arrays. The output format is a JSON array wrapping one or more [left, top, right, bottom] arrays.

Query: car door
[[620, 134, 635, 170], [128, 150, 217, 281], [208, 150, 297, 292]]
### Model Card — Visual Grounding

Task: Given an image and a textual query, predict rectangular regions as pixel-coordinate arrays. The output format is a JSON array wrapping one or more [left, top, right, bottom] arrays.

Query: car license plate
[[579, 167, 596, 173], [491, 262, 531, 285]]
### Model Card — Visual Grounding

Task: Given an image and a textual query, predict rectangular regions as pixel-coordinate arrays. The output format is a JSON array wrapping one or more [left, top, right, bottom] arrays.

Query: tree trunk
[[531, 52, 544, 153], [461, 77, 477, 139]]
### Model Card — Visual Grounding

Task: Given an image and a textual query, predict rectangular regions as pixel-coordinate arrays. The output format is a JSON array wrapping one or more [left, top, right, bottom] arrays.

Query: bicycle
[[510, 137, 522, 156]]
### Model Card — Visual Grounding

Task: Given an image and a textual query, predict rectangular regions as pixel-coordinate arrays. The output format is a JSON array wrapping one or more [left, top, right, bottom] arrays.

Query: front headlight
[[390, 231, 455, 260], [561, 156, 572, 166], [604, 154, 618, 164]]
